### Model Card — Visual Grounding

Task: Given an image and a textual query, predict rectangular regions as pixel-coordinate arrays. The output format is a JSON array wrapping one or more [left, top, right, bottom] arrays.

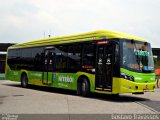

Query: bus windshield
[[121, 39, 154, 73]]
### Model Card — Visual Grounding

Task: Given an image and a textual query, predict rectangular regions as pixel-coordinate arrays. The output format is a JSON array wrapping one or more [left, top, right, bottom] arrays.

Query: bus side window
[[32, 47, 44, 71], [68, 45, 82, 71], [55, 46, 68, 71], [82, 44, 95, 67]]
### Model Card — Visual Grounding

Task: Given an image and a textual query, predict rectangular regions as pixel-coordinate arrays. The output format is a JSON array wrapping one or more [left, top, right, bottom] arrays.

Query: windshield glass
[[121, 39, 154, 73]]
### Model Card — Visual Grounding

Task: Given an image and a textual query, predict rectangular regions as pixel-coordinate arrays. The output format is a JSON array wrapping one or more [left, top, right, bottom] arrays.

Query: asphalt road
[[0, 80, 160, 120]]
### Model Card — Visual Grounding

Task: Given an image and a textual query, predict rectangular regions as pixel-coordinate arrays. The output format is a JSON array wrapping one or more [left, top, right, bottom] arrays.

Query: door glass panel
[[97, 47, 104, 75], [105, 45, 113, 88], [43, 49, 54, 85], [95, 44, 114, 91]]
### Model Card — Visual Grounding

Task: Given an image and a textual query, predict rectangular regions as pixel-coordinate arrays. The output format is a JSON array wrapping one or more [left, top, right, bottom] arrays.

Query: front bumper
[[116, 78, 156, 94]]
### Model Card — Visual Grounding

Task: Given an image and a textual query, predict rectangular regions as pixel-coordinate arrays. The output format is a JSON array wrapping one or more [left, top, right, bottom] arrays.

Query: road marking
[[135, 102, 159, 113]]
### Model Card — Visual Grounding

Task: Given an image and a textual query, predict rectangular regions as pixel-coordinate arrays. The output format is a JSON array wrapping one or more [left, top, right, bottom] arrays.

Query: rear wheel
[[21, 74, 28, 88]]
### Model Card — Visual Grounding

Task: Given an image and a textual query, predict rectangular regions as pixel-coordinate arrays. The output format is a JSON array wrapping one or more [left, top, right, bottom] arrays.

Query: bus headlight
[[120, 73, 134, 81]]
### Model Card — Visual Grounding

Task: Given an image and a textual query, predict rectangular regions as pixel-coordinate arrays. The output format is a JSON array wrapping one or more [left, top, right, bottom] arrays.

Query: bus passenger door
[[42, 48, 55, 85], [95, 43, 115, 91]]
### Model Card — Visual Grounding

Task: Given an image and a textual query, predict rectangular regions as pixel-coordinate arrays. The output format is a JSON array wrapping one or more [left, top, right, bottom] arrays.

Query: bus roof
[[9, 30, 147, 49]]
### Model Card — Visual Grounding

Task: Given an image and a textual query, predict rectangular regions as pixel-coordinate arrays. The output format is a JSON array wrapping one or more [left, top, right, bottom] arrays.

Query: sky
[[0, 0, 160, 48]]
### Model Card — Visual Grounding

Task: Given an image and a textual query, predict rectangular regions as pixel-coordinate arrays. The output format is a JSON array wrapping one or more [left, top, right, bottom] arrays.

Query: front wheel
[[21, 74, 28, 88], [81, 78, 90, 97]]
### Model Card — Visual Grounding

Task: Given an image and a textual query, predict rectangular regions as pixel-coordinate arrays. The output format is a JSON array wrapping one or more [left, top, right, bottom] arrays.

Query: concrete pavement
[[0, 80, 160, 114]]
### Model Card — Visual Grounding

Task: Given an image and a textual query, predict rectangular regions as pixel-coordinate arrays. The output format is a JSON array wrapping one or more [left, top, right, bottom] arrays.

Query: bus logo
[[58, 76, 74, 83]]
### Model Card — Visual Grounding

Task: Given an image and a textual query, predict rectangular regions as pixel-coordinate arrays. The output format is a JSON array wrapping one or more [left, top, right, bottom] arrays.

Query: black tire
[[21, 74, 28, 88], [77, 81, 82, 95], [81, 78, 90, 97]]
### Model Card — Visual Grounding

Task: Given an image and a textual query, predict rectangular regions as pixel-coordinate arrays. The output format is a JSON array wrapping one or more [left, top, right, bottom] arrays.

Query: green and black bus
[[5, 30, 156, 96]]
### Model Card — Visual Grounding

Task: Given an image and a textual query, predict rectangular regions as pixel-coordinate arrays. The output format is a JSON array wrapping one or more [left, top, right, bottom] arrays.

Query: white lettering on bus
[[58, 76, 74, 83], [58, 83, 68, 88]]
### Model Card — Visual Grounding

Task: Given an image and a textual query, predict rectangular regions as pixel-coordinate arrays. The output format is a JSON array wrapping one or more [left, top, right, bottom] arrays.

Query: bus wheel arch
[[21, 72, 28, 88], [77, 75, 90, 97]]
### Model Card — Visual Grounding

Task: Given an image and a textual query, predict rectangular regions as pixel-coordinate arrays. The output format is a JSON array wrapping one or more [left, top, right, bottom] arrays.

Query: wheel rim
[[82, 82, 86, 92], [22, 76, 27, 87], [24, 78, 26, 86]]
